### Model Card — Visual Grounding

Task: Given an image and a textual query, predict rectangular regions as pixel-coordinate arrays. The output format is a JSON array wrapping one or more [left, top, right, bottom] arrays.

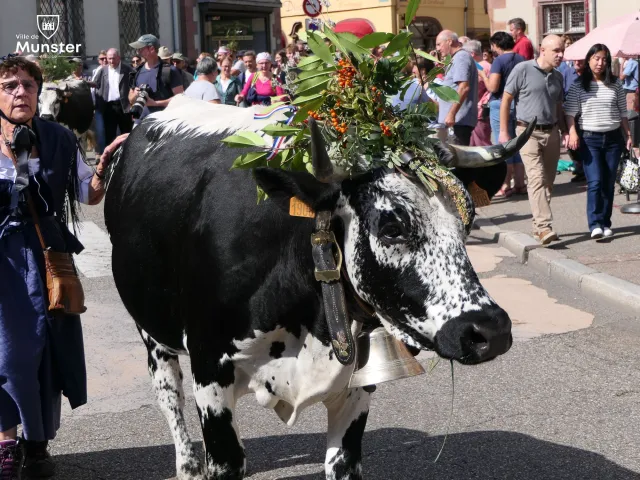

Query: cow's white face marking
[[38, 86, 60, 118], [337, 172, 493, 349]]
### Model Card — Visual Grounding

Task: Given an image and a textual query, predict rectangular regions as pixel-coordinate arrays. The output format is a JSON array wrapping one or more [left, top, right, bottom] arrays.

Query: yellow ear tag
[[289, 197, 315, 218]]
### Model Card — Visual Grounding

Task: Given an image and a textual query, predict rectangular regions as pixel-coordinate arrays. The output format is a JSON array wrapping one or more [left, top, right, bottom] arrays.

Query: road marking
[[69, 221, 112, 278]]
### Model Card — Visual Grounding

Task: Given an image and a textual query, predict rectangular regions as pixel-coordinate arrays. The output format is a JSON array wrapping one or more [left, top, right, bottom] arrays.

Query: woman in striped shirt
[[565, 44, 633, 240]]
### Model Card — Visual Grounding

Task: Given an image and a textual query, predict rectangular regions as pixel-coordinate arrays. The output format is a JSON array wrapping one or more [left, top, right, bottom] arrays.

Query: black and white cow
[[39, 80, 94, 134], [104, 96, 532, 480]]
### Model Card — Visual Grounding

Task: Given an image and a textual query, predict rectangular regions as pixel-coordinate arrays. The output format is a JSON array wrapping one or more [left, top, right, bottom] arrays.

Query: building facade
[[1, 0, 178, 60], [0, 0, 282, 66], [280, 0, 490, 50], [488, 0, 640, 49]]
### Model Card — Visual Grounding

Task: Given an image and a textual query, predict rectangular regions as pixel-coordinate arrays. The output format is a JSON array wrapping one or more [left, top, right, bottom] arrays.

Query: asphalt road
[[46, 203, 640, 480]]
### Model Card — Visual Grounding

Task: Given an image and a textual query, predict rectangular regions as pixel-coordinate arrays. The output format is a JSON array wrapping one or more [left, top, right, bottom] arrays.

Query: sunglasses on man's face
[[0, 79, 38, 95]]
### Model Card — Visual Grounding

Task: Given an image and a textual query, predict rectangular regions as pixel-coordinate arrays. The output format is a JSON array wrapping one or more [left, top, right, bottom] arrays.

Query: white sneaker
[[603, 228, 613, 238], [591, 227, 603, 240]]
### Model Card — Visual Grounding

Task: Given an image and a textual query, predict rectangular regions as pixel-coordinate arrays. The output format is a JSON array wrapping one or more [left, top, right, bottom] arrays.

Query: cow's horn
[[308, 117, 334, 183], [443, 117, 537, 168]]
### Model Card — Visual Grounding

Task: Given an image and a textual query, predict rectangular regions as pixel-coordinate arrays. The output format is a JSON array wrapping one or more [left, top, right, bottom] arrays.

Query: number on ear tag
[[289, 197, 315, 218]]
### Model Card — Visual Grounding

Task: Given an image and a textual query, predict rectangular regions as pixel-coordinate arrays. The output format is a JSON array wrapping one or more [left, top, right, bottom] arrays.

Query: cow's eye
[[379, 221, 407, 244]]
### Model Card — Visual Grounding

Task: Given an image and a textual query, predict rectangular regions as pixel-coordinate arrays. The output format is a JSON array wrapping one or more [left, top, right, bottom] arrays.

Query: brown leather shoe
[[534, 229, 559, 245], [21, 440, 55, 478]]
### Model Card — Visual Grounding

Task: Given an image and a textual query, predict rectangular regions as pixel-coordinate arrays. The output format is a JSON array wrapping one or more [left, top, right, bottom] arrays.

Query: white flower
[[321, 0, 331, 7], [325, 19, 336, 27]]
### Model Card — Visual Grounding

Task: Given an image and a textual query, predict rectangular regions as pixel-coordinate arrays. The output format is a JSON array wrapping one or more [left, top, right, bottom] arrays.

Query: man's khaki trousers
[[515, 125, 561, 234]]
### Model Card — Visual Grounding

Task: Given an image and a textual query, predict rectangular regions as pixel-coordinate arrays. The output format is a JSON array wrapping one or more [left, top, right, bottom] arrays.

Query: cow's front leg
[[323, 387, 372, 480], [191, 353, 245, 480], [139, 328, 203, 479]]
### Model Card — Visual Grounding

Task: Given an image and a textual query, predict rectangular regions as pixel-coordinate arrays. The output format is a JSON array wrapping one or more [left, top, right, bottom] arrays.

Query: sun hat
[[158, 46, 172, 60], [256, 52, 272, 63]]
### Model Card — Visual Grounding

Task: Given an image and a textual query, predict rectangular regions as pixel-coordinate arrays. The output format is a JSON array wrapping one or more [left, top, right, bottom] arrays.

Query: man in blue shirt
[[128, 34, 184, 121], [435, 30, 478, 146], [620, 58, 638, 112]]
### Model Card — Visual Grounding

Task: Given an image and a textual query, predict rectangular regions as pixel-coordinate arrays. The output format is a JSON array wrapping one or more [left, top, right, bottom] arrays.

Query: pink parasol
[[564, 11, 640, 60], [333, 18, 375, 38]]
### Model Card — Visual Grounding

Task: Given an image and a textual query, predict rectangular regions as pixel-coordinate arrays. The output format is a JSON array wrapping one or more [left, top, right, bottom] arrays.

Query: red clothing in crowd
[[513, 35, 534, 60]]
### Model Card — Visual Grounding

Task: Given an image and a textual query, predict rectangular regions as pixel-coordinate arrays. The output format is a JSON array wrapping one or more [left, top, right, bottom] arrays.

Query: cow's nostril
[[462, 325, 490, 357], [469, 326, 489, 348]]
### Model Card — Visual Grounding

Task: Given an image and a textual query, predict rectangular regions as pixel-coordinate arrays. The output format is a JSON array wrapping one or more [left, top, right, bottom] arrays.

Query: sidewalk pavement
[[474, 163, 640, 317]]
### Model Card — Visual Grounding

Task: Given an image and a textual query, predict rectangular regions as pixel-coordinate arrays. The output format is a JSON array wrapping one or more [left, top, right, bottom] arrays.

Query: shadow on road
[[54, 428, 638, 480]]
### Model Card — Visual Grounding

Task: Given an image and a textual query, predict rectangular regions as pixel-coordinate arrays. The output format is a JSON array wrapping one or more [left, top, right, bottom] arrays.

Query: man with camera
[[128, 34, 183, 121]]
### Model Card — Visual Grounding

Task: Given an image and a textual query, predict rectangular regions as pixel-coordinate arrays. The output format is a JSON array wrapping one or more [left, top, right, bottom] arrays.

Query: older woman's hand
[[99, 133, 129, 170]]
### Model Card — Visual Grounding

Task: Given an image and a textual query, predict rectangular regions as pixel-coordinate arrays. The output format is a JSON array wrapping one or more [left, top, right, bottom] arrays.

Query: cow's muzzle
[[433, 305, 512, 364], [40, 114, 55, 122]]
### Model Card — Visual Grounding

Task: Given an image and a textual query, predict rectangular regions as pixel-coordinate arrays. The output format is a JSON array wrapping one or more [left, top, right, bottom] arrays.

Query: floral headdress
[[222, 0, 483, 227]]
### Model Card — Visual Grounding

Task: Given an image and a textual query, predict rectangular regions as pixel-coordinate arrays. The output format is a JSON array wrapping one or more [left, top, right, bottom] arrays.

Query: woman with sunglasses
[[0, 56, 110, 479], [131, 55, 143, 68]]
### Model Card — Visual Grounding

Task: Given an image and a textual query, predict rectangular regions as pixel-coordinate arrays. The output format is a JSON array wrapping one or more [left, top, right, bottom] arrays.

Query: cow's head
[[255, 119, 535, 365], [38, 81, 72, 121]]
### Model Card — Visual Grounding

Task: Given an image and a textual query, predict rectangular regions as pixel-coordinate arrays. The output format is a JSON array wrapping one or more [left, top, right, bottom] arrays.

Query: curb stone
[[474, 213, 640, 317]]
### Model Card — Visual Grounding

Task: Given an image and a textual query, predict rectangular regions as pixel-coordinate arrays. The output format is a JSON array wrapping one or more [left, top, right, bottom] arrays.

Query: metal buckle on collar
[[311, 230, 343, 282]]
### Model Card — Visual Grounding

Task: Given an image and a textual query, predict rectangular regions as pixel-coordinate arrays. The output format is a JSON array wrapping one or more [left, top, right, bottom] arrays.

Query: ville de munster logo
[[16, 15, 81, 54], [37, 15, 59, 40]]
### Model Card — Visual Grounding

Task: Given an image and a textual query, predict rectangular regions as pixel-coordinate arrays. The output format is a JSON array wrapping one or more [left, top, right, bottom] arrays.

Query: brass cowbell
[[348, 327, 426, 389]]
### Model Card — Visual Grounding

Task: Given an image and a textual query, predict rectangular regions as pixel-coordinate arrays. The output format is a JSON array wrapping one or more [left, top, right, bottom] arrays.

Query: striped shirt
[[565, 79, 627, 132]]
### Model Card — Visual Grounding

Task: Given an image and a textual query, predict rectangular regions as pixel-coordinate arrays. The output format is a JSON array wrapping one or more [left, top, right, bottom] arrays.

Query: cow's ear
[[253, 167, 339, 213]]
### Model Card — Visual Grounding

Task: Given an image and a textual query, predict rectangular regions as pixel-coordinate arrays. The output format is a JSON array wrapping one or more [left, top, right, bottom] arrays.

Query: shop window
[[118, 0, 159, 60], [37, 0, 86, 55], [203, 16, 268, 54], [542, 1, 585, 40]]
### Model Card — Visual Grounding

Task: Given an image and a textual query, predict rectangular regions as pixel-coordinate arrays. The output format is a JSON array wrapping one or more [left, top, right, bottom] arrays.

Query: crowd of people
[[412, 18, 636, 245]]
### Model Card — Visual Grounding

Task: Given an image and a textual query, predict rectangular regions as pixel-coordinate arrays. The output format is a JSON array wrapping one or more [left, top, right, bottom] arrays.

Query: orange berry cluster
[[307, 110, 322, 120], [331, 109, 347, 134], [337, 59, 356, 88], [379, 122, 392, 137]]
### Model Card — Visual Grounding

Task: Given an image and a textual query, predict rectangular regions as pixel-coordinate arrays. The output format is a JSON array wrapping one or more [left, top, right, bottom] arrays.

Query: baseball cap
[[171, 52, 187, 61], [158, 46, 172, 60], [129, 34, 160, 49]]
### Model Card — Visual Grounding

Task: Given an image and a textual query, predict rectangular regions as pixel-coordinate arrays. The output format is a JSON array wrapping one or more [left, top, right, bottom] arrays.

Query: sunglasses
[[0, 78, 38, 95], [99, 57, 107, 62]]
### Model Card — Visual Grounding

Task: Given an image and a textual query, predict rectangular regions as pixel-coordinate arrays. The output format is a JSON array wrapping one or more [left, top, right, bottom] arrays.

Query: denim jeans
[[579, 129, 624, 230], [489, 99, 522, 164]]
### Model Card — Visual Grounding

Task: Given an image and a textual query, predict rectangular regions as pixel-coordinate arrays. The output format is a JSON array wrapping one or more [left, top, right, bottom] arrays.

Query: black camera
[[130, 84, 152, 119]]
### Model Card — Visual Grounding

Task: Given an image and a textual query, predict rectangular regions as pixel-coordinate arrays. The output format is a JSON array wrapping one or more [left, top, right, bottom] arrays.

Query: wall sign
[[302, 0, 322, 18]]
